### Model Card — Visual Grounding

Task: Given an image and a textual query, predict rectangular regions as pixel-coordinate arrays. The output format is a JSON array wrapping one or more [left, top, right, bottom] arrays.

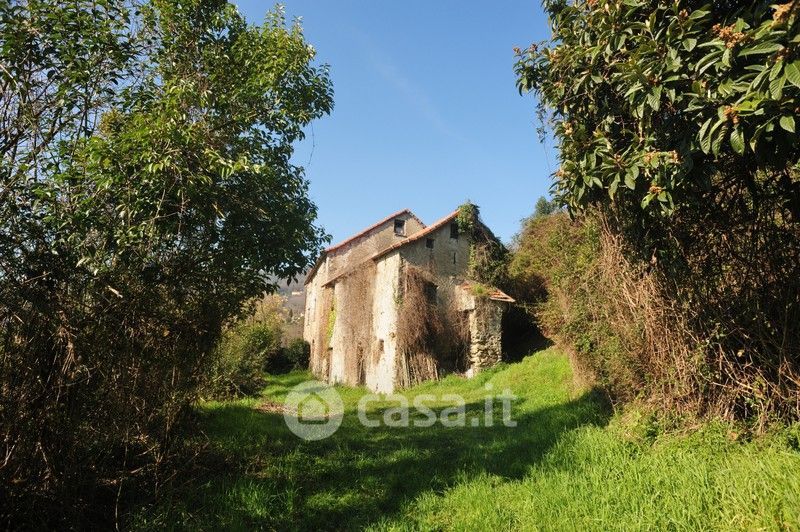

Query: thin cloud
[[368, 54, 464, 141], [345, 26, 464, 142]]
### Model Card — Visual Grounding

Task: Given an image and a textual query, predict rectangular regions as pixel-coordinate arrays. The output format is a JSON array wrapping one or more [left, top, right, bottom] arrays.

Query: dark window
[[426, 238, 434, 249], [378, 339, 384, 352], [394, 219, 406, 236], [424, 282, 437, 304], [450, 223, 459, 239], [453, 252, 456, 264]]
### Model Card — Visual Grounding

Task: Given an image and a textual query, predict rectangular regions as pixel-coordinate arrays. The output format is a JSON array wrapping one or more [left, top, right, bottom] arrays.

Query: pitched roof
[[325, 209, 425, 254], [459, 281, 516, 303], [320, 211, 459, 287], [370, 210, 460, 261], [304, 208, 424, 285]]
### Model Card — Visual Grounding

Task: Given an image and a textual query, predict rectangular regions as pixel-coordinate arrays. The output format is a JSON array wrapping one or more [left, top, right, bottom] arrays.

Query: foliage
[[516, 0, 800, 214], [206, 295, 296, 398], [133, 349, 800, 531], [456, 202, 509, 288], [533, 195, 559, 217], [509, 212, 705, 410], [284, 338, 311, 370], [516, 0, 800, 422], [210, 321, 282, 398], [0, 1, 332, 526], [469, 282, 491, 298], [395, 265, 468, 386]]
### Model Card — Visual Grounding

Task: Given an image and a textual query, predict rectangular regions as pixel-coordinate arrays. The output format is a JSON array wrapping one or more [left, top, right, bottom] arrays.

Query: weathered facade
[[303, 208, 513, 393]]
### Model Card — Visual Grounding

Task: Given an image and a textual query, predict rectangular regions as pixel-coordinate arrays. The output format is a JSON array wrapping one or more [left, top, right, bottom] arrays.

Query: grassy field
[[133, 349, 800, 531]]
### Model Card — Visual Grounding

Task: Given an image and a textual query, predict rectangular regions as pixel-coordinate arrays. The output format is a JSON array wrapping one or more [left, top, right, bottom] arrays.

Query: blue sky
[[235, 1, 555, 245]]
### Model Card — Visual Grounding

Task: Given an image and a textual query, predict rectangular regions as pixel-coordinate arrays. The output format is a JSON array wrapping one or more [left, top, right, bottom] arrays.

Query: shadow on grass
[[148, 387, 610, 531]]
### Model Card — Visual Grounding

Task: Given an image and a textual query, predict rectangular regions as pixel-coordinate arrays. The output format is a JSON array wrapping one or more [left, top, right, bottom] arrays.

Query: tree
[[0, 1, 332, 525], [515, 1, 800, 421], [534, 196, 557, 217], [516, 0, 799, 215]]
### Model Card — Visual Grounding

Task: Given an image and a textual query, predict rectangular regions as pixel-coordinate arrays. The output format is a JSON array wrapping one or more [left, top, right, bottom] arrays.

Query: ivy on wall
[[456, 202, 509, 288]]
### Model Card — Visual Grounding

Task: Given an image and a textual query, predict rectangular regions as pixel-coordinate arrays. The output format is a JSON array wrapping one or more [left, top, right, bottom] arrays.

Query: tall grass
[[131, 349, 800, 530]]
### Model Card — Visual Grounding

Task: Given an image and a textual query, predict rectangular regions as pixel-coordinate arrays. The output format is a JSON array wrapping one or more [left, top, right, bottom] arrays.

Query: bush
[[284, 338, 311, 371], [208, 321, 283, 398], [510, 212, 705, 412], [204, 294, 311, 398], [515, 1, 800, 424], [205, 296, 311, 399]]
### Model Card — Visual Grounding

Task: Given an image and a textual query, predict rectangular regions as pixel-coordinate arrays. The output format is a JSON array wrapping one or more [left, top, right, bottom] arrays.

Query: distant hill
[[272, 274, 307, 340]]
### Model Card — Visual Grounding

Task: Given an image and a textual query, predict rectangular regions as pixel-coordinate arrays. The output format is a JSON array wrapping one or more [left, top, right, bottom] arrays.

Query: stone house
[[303, 208, 514, 393]]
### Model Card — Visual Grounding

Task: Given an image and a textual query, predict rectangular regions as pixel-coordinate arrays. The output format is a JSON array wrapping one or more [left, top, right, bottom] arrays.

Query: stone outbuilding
[[303, 208, 513, 393]]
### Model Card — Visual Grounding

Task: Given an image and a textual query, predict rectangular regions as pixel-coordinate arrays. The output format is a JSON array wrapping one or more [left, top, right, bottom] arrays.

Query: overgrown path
[[134, 350, 800, 530]]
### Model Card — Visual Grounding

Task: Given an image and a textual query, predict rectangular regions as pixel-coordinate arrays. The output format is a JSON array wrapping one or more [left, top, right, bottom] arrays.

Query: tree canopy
[[516, 0, 799, 215], [515, 0, 800, 423], [0, 1, 332, 524]]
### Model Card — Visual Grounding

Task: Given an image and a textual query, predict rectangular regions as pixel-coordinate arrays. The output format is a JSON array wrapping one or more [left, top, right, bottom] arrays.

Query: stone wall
[[328, 264, 376, 385], [305, 210, 507, 392], [305, 212, 421, 380], [468, 300, 504, 371], [398, 219, 471, 278], [368, 252, 401, 393], [325, 212, 423, 282], [307, 282, 333, 380]]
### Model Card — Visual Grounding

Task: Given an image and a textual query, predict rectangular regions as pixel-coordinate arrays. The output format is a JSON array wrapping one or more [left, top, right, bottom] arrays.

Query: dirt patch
[[256, 401, 289, 415]]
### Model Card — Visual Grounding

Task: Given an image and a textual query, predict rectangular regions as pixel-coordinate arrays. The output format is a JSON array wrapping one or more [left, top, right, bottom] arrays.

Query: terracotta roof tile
[[370, 210, 460, 261], [325, 209, 425, 254], [459, 281, 516, 303], [304, 208, 424, 285]]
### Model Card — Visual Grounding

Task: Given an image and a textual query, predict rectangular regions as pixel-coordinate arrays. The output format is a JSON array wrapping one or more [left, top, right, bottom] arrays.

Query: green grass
[[132, 349, 800, 531]]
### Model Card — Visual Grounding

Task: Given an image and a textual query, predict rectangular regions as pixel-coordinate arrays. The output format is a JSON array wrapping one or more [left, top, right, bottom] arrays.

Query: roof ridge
[[324, 208, 424, 254], [370, 210, 459, 261]]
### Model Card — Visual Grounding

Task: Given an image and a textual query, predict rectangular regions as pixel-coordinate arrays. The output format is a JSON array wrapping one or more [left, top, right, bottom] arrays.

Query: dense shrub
[[284, 338, 312, 371], [516, 0, 800, 423], [208, 321, 283, 398], [0, 1, 331, 526], [510, 212, 704, 410], [205, 296, 311, 398]]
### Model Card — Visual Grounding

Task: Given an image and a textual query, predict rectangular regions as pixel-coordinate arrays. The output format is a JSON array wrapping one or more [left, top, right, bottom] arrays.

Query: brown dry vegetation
[[510, 209, 800, 428], [334, 264, 376, 384], [395, 264, 468, 387]]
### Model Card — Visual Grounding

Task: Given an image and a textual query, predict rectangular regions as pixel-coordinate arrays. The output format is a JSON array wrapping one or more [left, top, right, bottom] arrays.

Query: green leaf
[[625, 170, 636, 190], [697, 117, 713, 152], [738, 43, 784, 57], [722, 48, 732, 68], [647, 86, 662, 111], [779, 115, 795, 133], [770, 75, 785, 100], [750, 122, 767, 151], [730, 127, 745, 154], [703, 119, 724, 154], [682, 38, 697, 52], [769, 60, 784, 81], [785, 61, 800, 89], [712, 123, 730, 155], [609, 177, 619, 199], [688, 9, 709, 20]]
